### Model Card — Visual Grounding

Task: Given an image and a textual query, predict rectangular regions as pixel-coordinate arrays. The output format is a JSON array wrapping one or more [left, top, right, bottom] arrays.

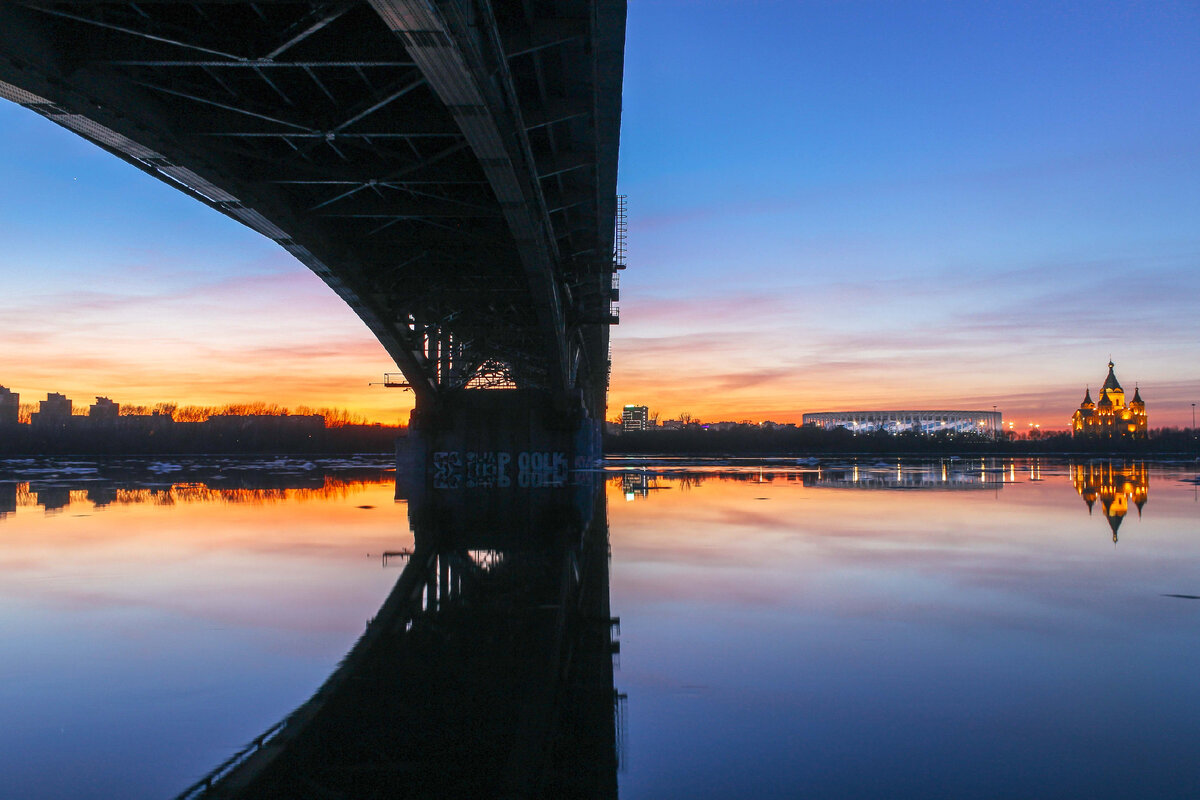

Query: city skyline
[[2, 2, 1199, 427]]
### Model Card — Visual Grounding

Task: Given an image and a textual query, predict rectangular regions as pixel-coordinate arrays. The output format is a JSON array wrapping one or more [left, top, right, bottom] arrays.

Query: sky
[[2, 1, 1199, 429]]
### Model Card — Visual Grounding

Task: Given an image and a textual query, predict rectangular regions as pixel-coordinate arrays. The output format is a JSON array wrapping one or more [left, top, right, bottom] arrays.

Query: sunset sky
[[2, 1, 1199, 428]]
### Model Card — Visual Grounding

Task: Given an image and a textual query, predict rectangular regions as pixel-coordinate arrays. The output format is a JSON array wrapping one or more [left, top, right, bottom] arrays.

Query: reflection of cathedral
[[1071, 361, 1147, 439], [1071, 462, 1148, 542]]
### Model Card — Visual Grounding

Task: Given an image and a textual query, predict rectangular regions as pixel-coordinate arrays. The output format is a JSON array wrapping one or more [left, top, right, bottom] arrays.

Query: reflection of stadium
[[802, 461, 1007, 490], [1072, 462, 1148, 542], [802, 410, 1002, 437]]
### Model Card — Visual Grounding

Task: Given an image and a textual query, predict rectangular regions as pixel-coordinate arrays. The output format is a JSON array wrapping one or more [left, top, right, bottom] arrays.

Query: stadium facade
[[802, 410, 1002, 437]]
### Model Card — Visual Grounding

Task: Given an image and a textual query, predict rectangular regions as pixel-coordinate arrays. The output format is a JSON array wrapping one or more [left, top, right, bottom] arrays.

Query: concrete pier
[[399, 390, 601, 492]]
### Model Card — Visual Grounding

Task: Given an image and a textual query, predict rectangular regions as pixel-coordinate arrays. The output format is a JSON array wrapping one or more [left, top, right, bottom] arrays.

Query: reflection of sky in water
[[0, 461, 408, 799], [609, 460, 1200, 799], [2, 458, 1199, 798]]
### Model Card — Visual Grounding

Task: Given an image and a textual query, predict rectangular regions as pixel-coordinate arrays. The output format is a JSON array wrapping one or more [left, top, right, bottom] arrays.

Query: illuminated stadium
[[802, 410, 1002, 437]]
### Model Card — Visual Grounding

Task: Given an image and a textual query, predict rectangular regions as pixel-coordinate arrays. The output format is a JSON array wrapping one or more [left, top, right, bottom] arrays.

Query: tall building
[[621, 405, 649, 432], [90, 396, 119, 422], [0, 386, 17, 425], [1071, 361, 1147, 439], [30, 392, 72, 427]]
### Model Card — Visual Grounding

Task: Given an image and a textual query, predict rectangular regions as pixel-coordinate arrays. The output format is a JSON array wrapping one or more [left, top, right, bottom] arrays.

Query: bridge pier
[[398, 390, 601, 491]]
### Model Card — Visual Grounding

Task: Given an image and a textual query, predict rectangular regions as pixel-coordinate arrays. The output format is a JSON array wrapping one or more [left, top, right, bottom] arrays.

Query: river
[[1, 456, 1198, 798]]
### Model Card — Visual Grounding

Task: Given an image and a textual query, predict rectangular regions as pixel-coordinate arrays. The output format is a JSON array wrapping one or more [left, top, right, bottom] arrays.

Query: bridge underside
[[0, 2, 624, 447]]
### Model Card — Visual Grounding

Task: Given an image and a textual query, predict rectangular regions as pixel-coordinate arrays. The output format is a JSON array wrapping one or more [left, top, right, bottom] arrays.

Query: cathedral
[[1071, 361, 1147, 439]]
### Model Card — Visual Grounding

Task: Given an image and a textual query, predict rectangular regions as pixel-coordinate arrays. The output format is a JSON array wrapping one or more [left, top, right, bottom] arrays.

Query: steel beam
[[369, 0, 571, 396], [0, 1, 624, 420]]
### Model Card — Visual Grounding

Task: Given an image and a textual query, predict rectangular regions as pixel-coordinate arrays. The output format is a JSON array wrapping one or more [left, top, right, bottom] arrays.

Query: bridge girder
[[0, 1, 625, 416]]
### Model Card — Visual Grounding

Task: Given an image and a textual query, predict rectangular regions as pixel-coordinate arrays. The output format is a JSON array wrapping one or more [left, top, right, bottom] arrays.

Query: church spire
[[1102, 361, 1122, 392]]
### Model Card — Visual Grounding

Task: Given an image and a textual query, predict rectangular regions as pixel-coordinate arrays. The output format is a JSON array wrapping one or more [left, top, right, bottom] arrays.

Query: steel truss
[[0, 1, 624, 414]]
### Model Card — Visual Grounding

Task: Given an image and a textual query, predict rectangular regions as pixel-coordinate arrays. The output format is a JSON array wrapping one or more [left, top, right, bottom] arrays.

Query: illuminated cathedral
[[1071, 361, 1147, 439]]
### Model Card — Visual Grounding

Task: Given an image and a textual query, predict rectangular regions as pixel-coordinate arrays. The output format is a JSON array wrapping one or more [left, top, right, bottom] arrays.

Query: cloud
[[612, 238, 1200, 425], [707, 368, 799, 392]]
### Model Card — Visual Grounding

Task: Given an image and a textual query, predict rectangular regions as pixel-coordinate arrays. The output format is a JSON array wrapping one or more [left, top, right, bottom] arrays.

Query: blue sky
[[613, 0, 1200, 425], [1, 2, 1198, 426]]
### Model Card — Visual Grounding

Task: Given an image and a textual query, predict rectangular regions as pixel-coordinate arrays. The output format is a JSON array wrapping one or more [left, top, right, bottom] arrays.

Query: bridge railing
[[173, 720, 289, 800], [170, 543, 440, 798]]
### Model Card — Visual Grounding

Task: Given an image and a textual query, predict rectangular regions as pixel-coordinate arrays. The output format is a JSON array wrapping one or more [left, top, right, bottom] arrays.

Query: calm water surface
[[2, 456, 1199, 798]]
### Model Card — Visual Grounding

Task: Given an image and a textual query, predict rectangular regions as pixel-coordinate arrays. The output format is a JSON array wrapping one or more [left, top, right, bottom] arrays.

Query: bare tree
[[153, 402, 178, 418]]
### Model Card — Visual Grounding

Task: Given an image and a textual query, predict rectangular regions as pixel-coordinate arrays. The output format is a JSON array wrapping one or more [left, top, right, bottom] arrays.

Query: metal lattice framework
[[0, 1, 625, 414]]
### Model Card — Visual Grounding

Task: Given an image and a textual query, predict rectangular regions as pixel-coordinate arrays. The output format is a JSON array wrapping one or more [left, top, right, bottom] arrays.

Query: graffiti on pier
[[432, 451, 570, 489]]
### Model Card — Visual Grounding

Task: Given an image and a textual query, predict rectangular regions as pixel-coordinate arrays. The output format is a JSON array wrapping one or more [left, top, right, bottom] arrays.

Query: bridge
[[0, 1, 626, 470]]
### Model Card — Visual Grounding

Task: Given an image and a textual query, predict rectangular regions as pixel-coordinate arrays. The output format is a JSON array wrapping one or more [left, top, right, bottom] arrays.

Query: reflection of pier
[[802, 461, 1007, 490], [1072, 462, 1149, 542], [179, 477, 618, 799]]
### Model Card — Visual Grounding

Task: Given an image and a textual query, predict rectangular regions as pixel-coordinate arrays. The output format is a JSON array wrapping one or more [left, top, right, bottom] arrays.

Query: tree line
[[15, 401, 379, 427], [606, 424, 1200, 456]]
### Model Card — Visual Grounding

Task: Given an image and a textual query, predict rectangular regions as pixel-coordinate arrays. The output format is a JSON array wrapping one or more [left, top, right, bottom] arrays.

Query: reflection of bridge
[[175, 476, 618, 799], [0, 2, 626, 467]]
